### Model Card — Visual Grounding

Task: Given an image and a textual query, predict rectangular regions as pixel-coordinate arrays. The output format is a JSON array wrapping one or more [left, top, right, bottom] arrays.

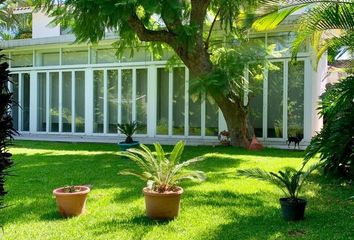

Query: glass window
[[11, 53, 33, 68], [156, 68, 169, 135], [49, 72, 59, 132], [11, 74, 19, 130], [95, 49, 119, 64], [288, 61, 305, 138], [62, 72, 72, 132], [38, 52, 60, 66], [108, 70, 118, 133], [75, 71, 85, 132], [93, 70, 104, 133], [136, 69, 148, 134], [249, 64, 264, 138], [267, 32, 307, 53], [189, 88, 201, 136], [173, 68, 185, 136], [121, 49, 151, 62], [37, 73, 47, 132], [22, 73, 30, 131], [205, 95, 219, 137], [267, 62, 284, 138], [62, 49, 88, 65], [121, 69, 133, 124]]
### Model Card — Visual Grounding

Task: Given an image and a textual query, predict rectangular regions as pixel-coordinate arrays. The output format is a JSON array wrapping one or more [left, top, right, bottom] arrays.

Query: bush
[[0, 51, 17, 212], [304, 75, 354, 179]]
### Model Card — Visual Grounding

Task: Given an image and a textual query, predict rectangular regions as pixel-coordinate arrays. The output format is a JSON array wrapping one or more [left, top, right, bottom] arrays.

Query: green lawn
[[2, 141, 353, 240]]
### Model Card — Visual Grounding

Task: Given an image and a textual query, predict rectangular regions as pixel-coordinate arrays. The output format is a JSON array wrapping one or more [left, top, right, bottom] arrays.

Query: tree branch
[[205, 8, 220, 50], [127, 14, 176, 43]]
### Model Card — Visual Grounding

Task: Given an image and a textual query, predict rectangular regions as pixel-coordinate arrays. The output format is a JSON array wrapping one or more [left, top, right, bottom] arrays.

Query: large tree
[[33, 0, 273, 147]]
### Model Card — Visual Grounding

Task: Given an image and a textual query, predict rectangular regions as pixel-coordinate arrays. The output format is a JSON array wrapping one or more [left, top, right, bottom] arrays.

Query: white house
[[0, 8, 328, 147]]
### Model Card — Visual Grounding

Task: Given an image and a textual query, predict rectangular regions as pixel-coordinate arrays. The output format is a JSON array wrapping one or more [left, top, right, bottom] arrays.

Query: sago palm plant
[[117, 121, 138, 143], [118, 141, 205, 193], [238, 163, 320, 200]]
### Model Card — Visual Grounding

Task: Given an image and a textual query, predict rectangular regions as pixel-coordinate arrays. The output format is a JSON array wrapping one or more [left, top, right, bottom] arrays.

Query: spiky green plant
[[238, 163, 320, 200], [0, 50, 17, 215], [118, 141, 205, 193], [117, 121, 138, 143]]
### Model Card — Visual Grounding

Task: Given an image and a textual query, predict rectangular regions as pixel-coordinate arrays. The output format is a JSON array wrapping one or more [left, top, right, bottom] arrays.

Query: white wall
[[32, 10, 60, 39]]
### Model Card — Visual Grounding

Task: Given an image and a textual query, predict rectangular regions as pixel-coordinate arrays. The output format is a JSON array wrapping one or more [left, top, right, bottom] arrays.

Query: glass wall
[[173, 68, 185, 135], [37, 73, 47, 132], [205, 96, 219, 136], [49, 72, 59, 132], [22, 73, 30, 131], [12, 52, 33, 68], [62, 49, 88, 65], [93, 70, 104, 133], [267, 62, 284, 138], [136, 69, 148, 134], [156, 68, 169, 135], [121, 69, 133, 124], [288, 61, 304, 138], [75, 71, 85, 132], [62, 72, 72, 132], [108, 70, 119, 133], [11, 74, 19, 130]]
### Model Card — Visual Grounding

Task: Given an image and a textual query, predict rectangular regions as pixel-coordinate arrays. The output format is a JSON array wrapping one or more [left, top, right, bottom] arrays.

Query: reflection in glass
[[121, 69, 133, 124], [173, 68, 185, 135], [249, 64, 264, 137], [37, 73, 47, 132], [75, 71, 85, 132], [156, 68, 169, 135], [11, 74, 19, 130], [189, 85, 201, 136], [22, 73, 30, 131], [93, 70, 104, 133], [267, 62, 283, 138], [49, 72, 59, 132], [205, 95, 219, 136], [62, 72, 72, 132], [12, 53, 33, 68], [136, 69, 148, 134], [62, 49, 88, 65], [288, 61, 304, 138], [108, 70, 118, 133]]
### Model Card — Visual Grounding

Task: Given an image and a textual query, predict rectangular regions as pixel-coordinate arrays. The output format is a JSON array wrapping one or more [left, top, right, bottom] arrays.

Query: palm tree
[[252, 0, 354, 66]]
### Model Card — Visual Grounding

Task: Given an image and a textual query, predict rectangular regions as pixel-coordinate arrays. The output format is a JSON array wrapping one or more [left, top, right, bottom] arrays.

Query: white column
[[29, 71, 37, 133], [303, 58, 312, 142], [147, 66, 157, 137], [85, 68, 93, 134]]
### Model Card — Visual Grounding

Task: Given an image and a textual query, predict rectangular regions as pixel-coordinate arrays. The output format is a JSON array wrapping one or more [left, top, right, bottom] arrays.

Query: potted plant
[[238, 163, 319, 221], [53, 185, 90, 217], [218, 130, 231, 146], [118, 140, 205, 219], [117, 121, 139, 151]]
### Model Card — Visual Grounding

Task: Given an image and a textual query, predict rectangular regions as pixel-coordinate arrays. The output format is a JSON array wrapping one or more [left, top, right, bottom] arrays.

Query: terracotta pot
[[143, 187, 183, 220], [53, 186, 90, 217]]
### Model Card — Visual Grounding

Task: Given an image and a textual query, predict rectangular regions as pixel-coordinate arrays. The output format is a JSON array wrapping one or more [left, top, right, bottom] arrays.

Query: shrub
[[304, 75, 354, 179]]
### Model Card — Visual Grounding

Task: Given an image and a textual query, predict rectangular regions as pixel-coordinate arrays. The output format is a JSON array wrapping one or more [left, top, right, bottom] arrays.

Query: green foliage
[[251, 0, 354, 65], [117, 121, 138, 143], [0, 50, 17, 213], [238, 163, 319, 199], [118, 141, 205, 192], [304, 75, 354, 179]]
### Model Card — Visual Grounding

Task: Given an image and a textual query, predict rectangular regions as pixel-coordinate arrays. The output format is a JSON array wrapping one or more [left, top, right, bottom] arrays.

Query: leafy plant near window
[[117, 121, 138, 144], [0, 51, 17, 214], [305, 76, 354, 179], [118, 141, 205, 193]]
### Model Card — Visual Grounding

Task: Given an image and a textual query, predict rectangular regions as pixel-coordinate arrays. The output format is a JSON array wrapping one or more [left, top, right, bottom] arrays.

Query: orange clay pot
[[53, 186, 90, 217], [143, 187, 183, 220]]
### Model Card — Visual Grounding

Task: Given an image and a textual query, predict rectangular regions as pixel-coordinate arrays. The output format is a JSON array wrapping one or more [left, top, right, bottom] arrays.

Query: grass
[[2, 140, 353, 240]]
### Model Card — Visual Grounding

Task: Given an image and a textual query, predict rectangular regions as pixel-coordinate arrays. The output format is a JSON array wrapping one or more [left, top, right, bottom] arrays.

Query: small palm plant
[[117, 121, 138, 143], [238, 163, 320, 221], [238, 164, 319, 201], [118, 141, 205, 192]]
